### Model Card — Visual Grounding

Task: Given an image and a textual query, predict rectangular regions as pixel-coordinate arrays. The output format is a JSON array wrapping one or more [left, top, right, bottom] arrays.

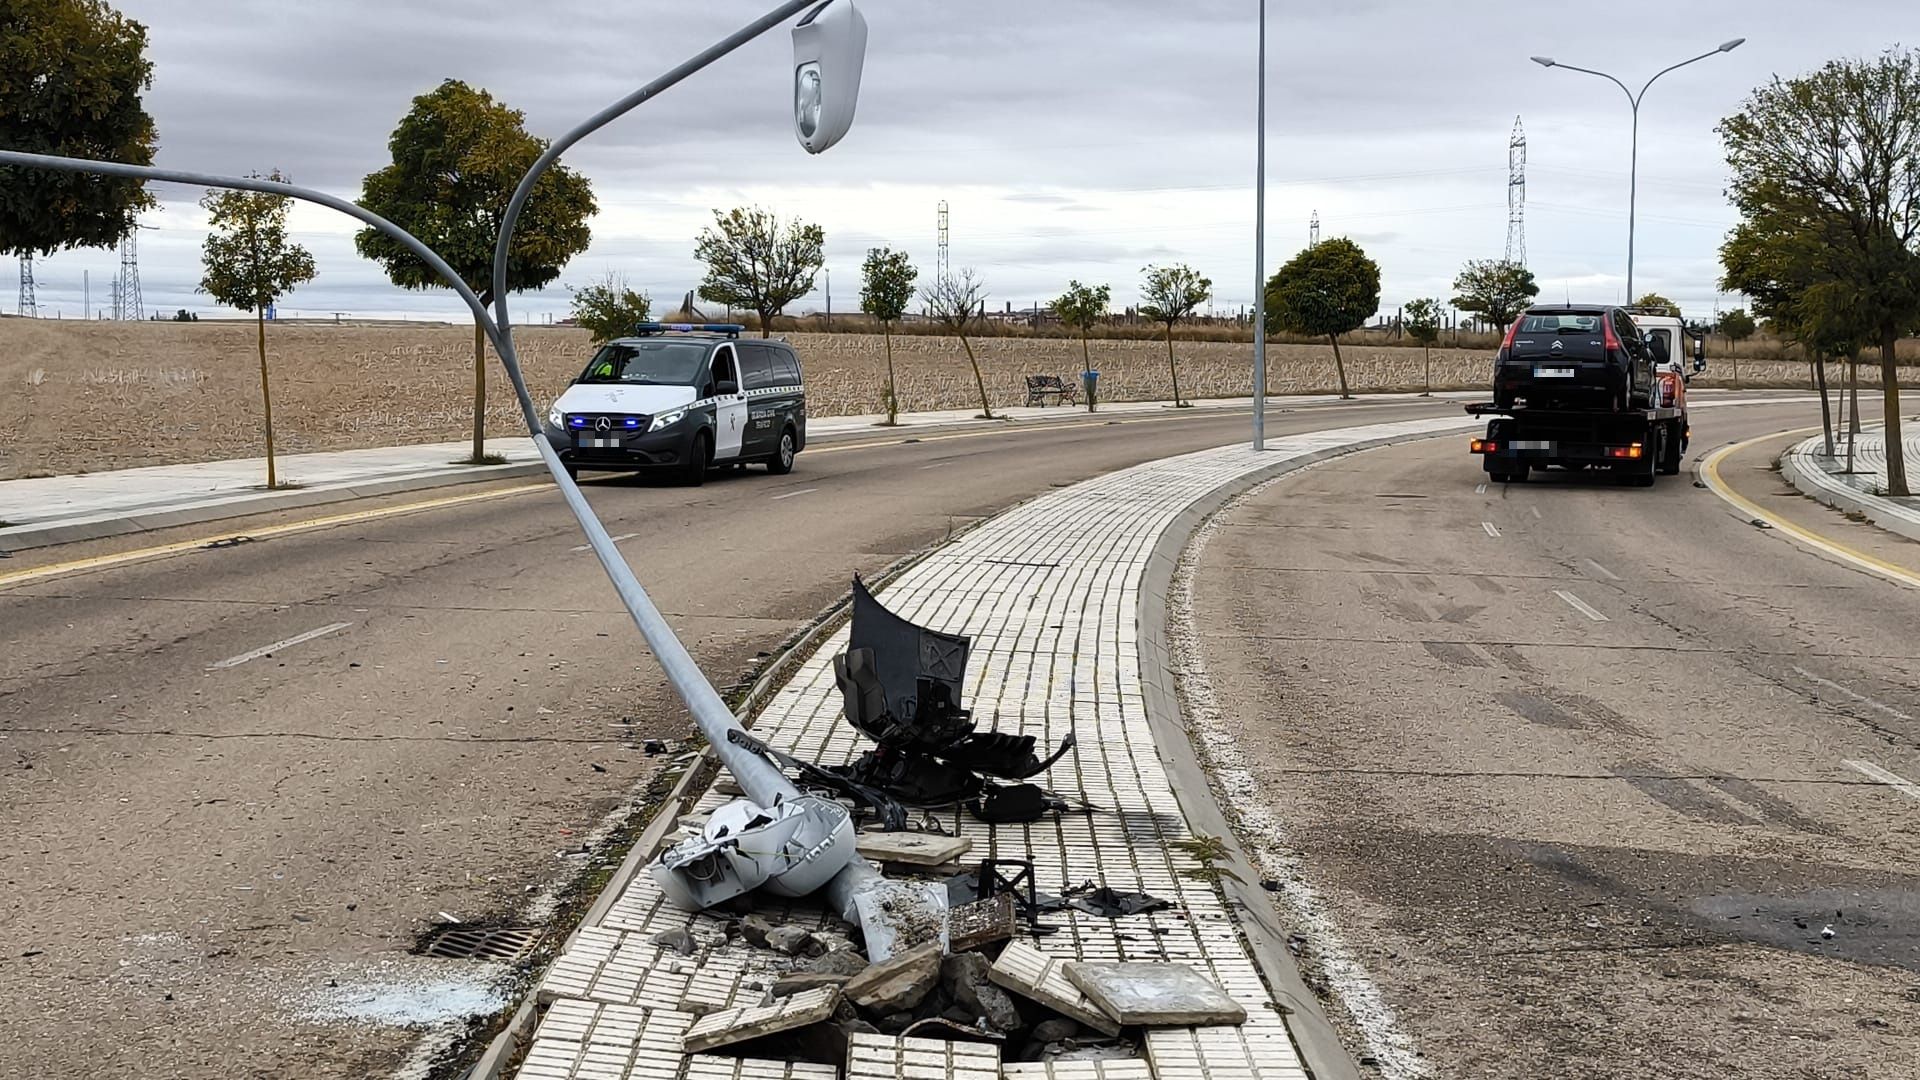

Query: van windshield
[[576, 341, 711, 386]]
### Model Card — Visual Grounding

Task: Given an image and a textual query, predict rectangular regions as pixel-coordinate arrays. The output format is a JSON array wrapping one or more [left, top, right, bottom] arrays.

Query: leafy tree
[[568, 273, 652, 344], [0, 0, 157, 258], [198, 172, 317, 490], [1719, 49, 1920, 494], [1717, 308, 1756, 387], [860, 247, 918, 425], [695, 207, 824, 339], [1450, 259, 1539, 332], [1404, 297, 1443, 395], [924, 268, 994, 419], [1139, 265, 1211, 407], [1267, 239, 1381, 399], [1633, 293, 1682, 317], [355, 80, 596, 464], [1053, 280, 1111, 410]]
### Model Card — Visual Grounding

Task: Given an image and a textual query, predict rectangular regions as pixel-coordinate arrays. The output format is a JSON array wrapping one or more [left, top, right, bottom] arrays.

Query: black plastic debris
[[1063, 883, 1171, 918]]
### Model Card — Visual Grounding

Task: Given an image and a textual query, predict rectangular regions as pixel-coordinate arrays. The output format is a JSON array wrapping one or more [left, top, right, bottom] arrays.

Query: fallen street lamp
[[0, 0, 923, 946], [1531, 37, 1743, 300]]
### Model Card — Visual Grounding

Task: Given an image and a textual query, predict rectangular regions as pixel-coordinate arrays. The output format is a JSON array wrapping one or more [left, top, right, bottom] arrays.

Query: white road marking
[[1530, 505, 1542, 520], [1584, 558, 1621, 581], [1475, 483, 1488, 495], [770, 487, 819, 501], [919, 462, 950, 470], [572, 533, 636, 553], [1844, 759, 1920, 802], [209, 622, 352, 670], [1481, 521, 1501, 538], [1553, 590, 1609, 622], [1794, 667, 1916, 721]]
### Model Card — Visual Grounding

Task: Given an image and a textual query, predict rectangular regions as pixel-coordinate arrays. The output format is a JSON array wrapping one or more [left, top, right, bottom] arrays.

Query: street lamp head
[[1531, 56, 1556, 68], [792, 0, 868, 154], [1718, 37, 1746, 52]]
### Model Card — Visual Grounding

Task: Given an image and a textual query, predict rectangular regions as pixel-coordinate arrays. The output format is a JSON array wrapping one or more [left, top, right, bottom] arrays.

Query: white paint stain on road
[[1584, 558, 1621, 581], [1844, 759, 1920, 803], [1475, 483, 1488, 495], [573, 533, 637, 553], [770, 488, 819, 501], [1553, 590, 1609, 622], [208, 622, 352, 670], [1482, 521, 1501, 538]]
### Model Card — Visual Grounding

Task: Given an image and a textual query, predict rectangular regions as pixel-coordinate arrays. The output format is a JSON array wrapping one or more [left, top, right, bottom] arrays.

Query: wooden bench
[[1024, 375, 1080, 407]]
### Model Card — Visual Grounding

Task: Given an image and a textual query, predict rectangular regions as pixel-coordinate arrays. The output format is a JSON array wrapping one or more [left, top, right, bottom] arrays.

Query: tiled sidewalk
[[512, 412, 1481, 1080], [1780, 428, 1920, 543]]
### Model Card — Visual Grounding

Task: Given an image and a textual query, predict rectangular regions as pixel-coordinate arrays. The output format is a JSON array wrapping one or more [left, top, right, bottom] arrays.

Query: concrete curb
[[1136, 430, 1454, 1080], [1779, 431, 1920, 545]]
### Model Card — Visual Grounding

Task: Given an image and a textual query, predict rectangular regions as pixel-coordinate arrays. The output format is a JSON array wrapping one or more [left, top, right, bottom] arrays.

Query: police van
[[543, 323, 808, 485]]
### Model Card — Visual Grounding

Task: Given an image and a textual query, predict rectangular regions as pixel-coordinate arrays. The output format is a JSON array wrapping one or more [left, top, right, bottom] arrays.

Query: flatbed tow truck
[[1466, 399, 1687, 486]]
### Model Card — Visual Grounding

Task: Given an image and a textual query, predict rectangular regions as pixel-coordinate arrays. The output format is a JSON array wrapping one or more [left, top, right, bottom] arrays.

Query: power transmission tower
[[117, 230, 143, 320], [1506, 116, 1527, 268], [1308, 210, 1320, 248], [16, 255, 35, 317], [936, 201, 951, 288]]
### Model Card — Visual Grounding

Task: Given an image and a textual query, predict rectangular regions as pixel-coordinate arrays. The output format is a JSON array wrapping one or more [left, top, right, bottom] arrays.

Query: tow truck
[[1470, 306, 1708, 487]]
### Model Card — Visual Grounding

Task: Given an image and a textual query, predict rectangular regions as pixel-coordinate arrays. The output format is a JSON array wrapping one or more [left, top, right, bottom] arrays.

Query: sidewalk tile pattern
[[1785, 430, 1920, 531], [515, 415, 1476, 1080], [847, 1034, 1001, 1080]]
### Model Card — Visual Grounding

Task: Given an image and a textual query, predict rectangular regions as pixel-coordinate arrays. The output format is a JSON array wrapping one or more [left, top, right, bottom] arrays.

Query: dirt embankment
[[0, 318, 1836, 479]]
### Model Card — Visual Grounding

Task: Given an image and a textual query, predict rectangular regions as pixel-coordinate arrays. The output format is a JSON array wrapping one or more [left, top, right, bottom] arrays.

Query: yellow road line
[[0, 483, 547, 589], [0, 399, 1438, 590], [1699, 429, 1920, 590]]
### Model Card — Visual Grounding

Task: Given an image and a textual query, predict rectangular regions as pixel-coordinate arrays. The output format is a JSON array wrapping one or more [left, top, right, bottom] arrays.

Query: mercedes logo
[[595, 416, 612, 432]]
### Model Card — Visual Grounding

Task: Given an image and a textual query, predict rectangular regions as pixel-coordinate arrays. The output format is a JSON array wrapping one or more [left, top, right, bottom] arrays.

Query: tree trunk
[[962, 333, 993, 419], [761, 308, 773, 339], [1848, 352, 1862, 435], [1165, 324, 1186, 406], [1815, 355, 1834, 458], [1884, 333, 1908, 497], [1422, 344, 1431, 396], [883, 321, 898, 425], [471, 317, 487, 463], [1732, 352, 1740, 390], [258, 308, 277, 489], [1081, 331, 1095, 412], [1329, 334, 1351, 398]]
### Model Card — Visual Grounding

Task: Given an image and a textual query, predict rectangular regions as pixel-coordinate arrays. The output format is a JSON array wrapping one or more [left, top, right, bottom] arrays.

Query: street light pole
[[1531, 39, 1743, 302], [1252, 0, 1267, 451]]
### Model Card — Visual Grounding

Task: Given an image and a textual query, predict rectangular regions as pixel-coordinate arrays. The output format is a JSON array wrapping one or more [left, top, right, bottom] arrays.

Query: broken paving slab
[[843, 941, 942, 1013], [988, 941, 1122, 1037], [857, 830, 974, 866], [520, 999, 695, 1080], [846, 1032, 1002, 1080], [1002, 1062, 1154, 1080], [685, 1055, 840, 1080], [681, 986, 842, 1053], [1063, 962, 1247, 1027]]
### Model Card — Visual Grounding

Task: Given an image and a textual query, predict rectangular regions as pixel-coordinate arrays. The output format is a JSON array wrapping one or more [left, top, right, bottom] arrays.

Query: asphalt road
[[1187, 400, 1920, 1079], [0, 396, 1466, 1080]]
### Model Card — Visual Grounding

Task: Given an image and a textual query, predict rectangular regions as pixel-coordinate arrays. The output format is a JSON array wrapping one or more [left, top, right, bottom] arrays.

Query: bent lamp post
[[0, 0, 918, 942]]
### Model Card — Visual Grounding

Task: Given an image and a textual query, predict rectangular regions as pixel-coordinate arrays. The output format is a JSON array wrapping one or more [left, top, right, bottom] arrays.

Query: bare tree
[[924, 268, 995, 419]]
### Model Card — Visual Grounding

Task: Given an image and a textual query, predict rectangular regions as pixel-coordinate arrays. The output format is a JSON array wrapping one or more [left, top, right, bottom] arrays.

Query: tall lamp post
[[1531, 38, 1743, 301], [1252, 0, 1268, 451]]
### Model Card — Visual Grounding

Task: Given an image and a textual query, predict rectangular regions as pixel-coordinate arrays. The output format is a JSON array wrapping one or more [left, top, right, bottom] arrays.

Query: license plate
[[1534, 367, 1575, 378], [1511, 440, 1553, 450], [578, 436, 622, 448]]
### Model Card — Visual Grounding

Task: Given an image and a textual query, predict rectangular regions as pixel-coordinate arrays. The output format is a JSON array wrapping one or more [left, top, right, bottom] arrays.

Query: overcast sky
[[16, 0, 1918, 324]]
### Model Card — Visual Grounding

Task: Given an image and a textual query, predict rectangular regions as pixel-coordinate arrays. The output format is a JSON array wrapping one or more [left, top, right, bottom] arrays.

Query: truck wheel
[[679, 431, 711, 487], [766, 427, 797, 475], [1658, 420, 1683, 475]]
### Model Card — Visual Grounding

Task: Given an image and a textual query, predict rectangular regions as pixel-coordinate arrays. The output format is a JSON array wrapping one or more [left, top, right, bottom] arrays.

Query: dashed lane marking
[[1795, 667, 1916, 722], [1584, 558, 1621, 581], [1553, 589, 1609, 622], [1844, 759, 1920, 803], [770, 488, 819, 501], [208, 622, 353, 670], [1482, 521, 1501, 538]]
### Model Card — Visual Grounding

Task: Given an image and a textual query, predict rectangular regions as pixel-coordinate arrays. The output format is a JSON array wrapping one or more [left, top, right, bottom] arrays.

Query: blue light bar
[[633, 321, 746, 338]]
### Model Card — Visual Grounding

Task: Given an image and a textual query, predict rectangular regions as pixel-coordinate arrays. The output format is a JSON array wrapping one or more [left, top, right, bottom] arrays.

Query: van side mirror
[[714, 379, 740, 396], [1693, 337, 1706, 362], [1693, 356, 1708, 374]]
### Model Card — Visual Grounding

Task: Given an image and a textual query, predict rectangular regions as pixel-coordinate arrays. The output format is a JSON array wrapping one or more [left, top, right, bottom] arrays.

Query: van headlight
[[547, 404, 565, 427], [649, 407, 690, 432]]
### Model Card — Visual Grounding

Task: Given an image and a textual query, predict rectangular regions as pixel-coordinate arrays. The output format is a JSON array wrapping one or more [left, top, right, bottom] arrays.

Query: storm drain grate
[[418, 923, 542, 962]]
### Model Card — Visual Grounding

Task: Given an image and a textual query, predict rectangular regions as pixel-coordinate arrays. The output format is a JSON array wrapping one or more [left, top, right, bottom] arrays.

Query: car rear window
[[1521, 314, 1603, 334]]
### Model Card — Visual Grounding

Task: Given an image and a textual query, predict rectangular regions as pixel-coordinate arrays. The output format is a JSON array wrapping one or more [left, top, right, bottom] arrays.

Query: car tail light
[[1501, 318, 1522, 352], [1471, 439, 1497, 454], [1603, 317, 1623, 352], [1607, 444, 1643, 459]]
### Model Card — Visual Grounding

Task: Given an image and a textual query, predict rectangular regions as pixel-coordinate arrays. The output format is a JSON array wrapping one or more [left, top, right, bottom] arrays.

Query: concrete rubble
[[681, 986, 843, 1053], [1062, 962, 1247, 1027]]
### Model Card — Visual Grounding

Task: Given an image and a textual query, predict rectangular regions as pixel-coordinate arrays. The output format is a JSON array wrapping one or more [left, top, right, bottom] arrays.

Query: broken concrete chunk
[[966, 982, 1023, 1034], [766, 926, 814, 956], [803, 947, 871, 977], [773, 972, 856, 997], [1029, 1018, 1080, 1044], [988, 941, 1122, 1037], [682, 986, 843, 1053], [857, 830, 974, 867], [651, 927, 698, 956], [844, 941, 942, 1014], [942, 951, 1023, 1033], [740, 915, 775, 949], [1063, 962, 1247, 1027]]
